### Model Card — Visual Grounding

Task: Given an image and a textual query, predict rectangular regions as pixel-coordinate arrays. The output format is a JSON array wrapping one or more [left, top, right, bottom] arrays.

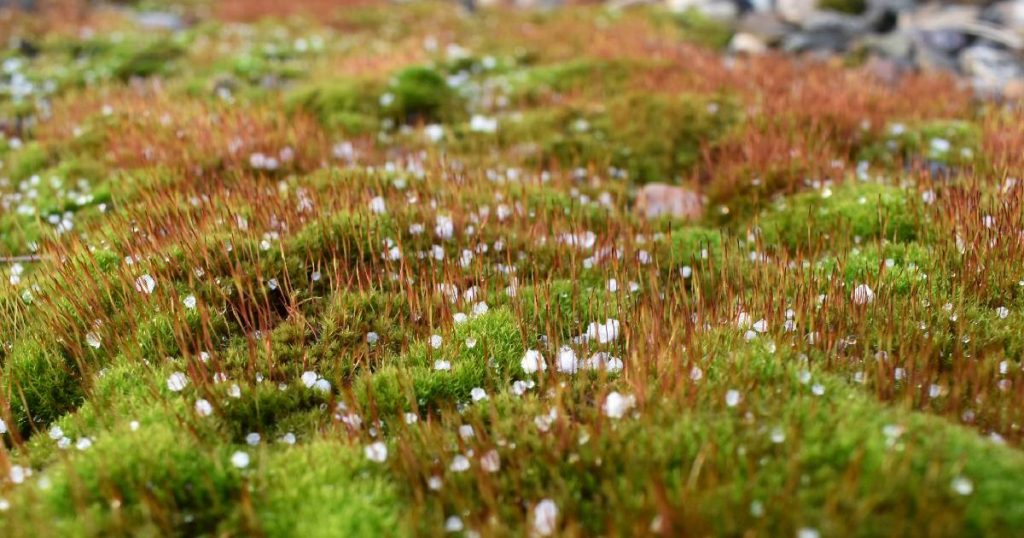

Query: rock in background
[[662, 0, 1024, 99]]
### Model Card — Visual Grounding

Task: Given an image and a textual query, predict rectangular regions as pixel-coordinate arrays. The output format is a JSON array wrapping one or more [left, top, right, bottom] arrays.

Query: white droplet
[[450, 454, 470, 472], [521, 350, 546, 374], [166, 372, 188, 392], [725, 389, 741, 407], [532, 499, 559, 536], [195, 399, 213, 417], [951, 476, 973, 495], [230, 451, 250, 468], [135, 274, 156, 294], [603, 391, 636, 419], [365, 441, 388, 463], [852, 284, 875, 305]]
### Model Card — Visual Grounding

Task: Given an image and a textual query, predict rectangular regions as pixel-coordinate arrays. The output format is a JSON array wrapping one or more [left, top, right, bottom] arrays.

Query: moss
[[672, 8, 735, 50], [220, 383, 328, 443], [422, 345, 1024, 536], [515, 280, 620, 340], [273, 211, 396, 279], [8, 142, 50, 181], [2, 338, 84, 437], [668, 226, 724, 266], [31, 415, 241, 536], [284, 79, 382, 134], [504, 58, 639, 103], [818, 0, 867, 15], [111, 39, 185, 81], [757, 182, 920, 251], [499, 92, 736, 183], [356, 308, 526, 414], [310, 289, 413, 371], [858, 120, 981, 167], [384, 65, 461, 123], [822, 242, 937, 295], [255, 440, 404, 537], [355, 364, 409, 414], [135, 312, 181, 359]]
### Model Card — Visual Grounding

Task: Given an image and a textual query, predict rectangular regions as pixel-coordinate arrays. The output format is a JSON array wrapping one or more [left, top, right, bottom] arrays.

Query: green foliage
[[284, 79, 382, 133], [859, 120, 981, 167], [38, 417, 241, 536], [8, 142, 50, 181], [255, 441, 403, 537], [502, 92, 737, 183], [504, 58, 639, 103], [384, 66, 461, 123], [111, 39, 186, 81], [668, 226, 724, 266], [356, 308, 525, 413], [515, 279, 620, 339], [2, 4, 1022, 537], [818, 0, 867, 14], [2, 338, 84, 437], [220, 382, 328, 443], [673, 8, 735, 49], [758, 182, 921, 251]]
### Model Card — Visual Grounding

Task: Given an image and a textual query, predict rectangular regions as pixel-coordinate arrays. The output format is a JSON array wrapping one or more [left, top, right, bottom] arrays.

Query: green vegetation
[[0, 1, 1019, 537]]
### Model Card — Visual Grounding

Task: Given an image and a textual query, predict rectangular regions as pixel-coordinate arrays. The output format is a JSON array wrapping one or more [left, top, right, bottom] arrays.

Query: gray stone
[[960, 44, 1024, 96], [135, 11, 187, 31], [0, 0, 35, 10], [730, 32, 769, 54], [776, 0, 817, 25], [921, 30, 968, 54], [738, 12, 794, 44], [858, 31, 914, 61], [911, 32, 960, 73], [782, 29, 852, 53], [981, 1, 1024, 32], [899, 6, 1023, 50]]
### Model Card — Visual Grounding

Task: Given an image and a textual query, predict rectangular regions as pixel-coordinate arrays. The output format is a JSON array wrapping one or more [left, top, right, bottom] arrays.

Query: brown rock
[[634, 184, 705, 221]]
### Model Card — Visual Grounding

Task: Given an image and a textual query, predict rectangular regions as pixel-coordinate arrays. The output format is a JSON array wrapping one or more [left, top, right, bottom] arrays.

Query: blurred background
[[0, 0, 1020, 99]]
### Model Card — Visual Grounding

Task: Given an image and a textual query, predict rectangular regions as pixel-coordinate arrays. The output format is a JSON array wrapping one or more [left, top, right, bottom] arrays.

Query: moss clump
[[111, 39, 185, 81], [284, 79, 382, 134], [255, 441, 403, 537], [356, 308, 525, 414], [673, 8, 735, 50], [220, 383, 329, 443], [2, 338, 84, 437], [818, 0, 867, 15], [384, 66, 461, 123], [427, 345, 1024, 536], [758, 182, 920, 251], [311, 289, 413, 366], [826, 242, 936, 295], [502, 92, 736, 183], [515, 280, 620, 340], [29, 416, 241, 536], [8, 142, 50, 181], [858, 120, 980, 167], [136, 312, 180, 359], [668, 226, 724, 266], [504, 58, 639, 103]]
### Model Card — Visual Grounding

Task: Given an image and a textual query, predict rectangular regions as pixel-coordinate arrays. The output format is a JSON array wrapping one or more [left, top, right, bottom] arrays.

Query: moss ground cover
[[0, 1, 1023, 536]]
